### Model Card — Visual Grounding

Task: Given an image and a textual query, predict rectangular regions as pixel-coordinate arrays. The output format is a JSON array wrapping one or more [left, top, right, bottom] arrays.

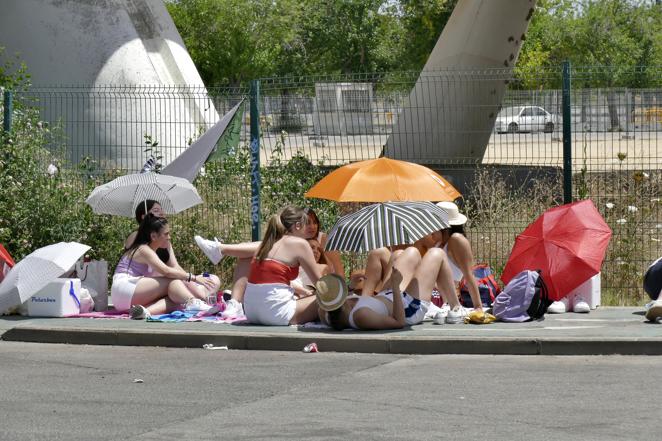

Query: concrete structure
[[385, 0, 538, 164], [0, 0, 217, 169]]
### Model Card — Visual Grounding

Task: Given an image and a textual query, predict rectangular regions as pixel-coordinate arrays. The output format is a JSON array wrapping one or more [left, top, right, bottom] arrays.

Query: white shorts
[[244, 283, 296, 326], [111, 273, 142, 312], [377, 290, 429, 326]]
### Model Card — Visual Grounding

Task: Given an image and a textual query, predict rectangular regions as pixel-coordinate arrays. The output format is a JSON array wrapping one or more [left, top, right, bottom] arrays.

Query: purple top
[[114, 254, 150, 277]]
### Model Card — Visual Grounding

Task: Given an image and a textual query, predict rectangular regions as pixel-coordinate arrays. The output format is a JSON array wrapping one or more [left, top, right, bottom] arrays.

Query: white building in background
[[0, 0, 218, 170], [385, 0, 537, 164]]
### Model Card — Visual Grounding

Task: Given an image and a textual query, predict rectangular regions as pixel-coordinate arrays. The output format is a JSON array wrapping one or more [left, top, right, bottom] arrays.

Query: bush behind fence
[[2, 66, 661, 305]]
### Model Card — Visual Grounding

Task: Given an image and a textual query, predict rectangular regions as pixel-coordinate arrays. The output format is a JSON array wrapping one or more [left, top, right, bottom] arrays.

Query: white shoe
[[645, 300, 662, 322], [423, 301, 442, 320], [129, 304, 151, 320], [445, 306, 468, 324], [184, 298, 212, 313], [433, 310, 448, 325], [547, 300, 567, 314], [221, 299, 244, 318], [572, 299, 590, 313], [194, 235, 223, 265]]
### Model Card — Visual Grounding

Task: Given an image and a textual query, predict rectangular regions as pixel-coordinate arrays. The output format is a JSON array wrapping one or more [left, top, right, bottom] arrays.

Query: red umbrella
[[500, 200, 612, 301]]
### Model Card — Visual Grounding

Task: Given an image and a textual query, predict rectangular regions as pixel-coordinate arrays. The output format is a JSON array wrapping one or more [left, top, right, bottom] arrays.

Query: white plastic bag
[[79, 287, 95, 313], [75, 259, 109, 311]]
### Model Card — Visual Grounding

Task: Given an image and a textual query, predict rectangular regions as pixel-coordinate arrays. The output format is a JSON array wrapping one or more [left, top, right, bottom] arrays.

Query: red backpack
[[458, 264, 501, 307]]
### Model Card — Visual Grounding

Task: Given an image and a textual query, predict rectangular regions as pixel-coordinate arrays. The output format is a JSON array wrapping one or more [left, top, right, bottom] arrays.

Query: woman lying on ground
[[125, 200, 221, 299], [356, 201, 484, 313], [112, 214, 219, 319], [242, 205, 325, 325], [194, 207, 339, 317], [317, 246, 462, 330]]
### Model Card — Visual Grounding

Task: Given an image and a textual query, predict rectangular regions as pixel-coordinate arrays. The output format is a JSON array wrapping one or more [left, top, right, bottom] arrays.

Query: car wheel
[[508, 122, 519, 133], [544, 122, 554, 133]]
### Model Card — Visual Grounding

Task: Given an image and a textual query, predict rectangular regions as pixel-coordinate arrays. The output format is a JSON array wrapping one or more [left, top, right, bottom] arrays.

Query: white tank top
[[443, 243, 464, 282]]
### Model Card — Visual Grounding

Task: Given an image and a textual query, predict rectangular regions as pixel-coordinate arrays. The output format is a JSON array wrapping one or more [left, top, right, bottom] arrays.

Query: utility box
[[313, 82, 373, 136]]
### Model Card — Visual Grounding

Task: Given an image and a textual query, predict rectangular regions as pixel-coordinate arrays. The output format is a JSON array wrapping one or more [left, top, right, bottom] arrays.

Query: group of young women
[[110, 200, 483, 330]]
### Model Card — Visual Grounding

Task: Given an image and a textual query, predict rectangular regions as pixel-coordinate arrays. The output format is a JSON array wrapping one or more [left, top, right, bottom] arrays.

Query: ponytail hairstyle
[[255, 206, 308, 261], [126, 213, 168, 254], [134, 199, 160, 224]]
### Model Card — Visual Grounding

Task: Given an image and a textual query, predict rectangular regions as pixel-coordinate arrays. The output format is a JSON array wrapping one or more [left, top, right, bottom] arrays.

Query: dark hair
[[127, 213, 168, 253], [442, 224, 466, 237], [134, 200, 160, 224], [327, 308, 346, 331], [304, 207, 321, 238]]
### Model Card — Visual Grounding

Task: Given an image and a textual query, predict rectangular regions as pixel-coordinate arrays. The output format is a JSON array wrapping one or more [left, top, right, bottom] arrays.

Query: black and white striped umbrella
[[325, 201, 450, 253], [85, 172, 202, 217]]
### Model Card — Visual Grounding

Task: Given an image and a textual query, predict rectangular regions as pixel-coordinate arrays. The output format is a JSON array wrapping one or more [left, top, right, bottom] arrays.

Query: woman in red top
[[242, 206, 325, 325]]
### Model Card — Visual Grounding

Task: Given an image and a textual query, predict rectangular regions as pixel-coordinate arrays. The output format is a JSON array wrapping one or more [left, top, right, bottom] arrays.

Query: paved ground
[[2, 307, 662, 355], [2, 341, 660, 441]]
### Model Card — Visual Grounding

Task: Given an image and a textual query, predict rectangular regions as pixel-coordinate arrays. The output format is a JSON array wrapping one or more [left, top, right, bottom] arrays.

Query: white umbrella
[[0, 241, 90, 313], [85, 172, 203, 217]]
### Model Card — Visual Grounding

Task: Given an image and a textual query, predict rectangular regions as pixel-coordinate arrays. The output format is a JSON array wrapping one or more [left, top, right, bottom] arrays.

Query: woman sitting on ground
[[291, 238, 331, 298], [126, 200, 221, 299], [317, 246, 462, 330], [242, 205, 325, 326], [111, 214, 218, 319], [194, 207, 338, 317], [356, 201, 484, 314]]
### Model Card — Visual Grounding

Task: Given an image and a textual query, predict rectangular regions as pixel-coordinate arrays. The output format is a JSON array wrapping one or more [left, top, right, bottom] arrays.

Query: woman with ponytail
[[111, 214, 218, 320], [242, 206, 324, 325]]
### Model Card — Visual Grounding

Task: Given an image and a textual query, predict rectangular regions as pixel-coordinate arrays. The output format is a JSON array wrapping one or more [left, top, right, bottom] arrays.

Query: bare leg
[[183, 274, 221, 300], [415, 248, 461, 308], [142, 297, 179, 315], [289, 295, 319, 325], [130, 277, 195, 310], [362, 247, 392, 296], [230, 257, 251, 302], [220, 241, 261, 259], [389, 247, 422, 294]]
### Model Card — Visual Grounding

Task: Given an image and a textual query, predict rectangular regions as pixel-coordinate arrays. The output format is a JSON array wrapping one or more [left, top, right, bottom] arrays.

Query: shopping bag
[[75, 259, 109, 311]]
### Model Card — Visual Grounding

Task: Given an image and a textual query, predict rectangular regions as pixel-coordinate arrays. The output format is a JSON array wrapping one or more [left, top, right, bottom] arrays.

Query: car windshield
[[497, 106, 524, 118]]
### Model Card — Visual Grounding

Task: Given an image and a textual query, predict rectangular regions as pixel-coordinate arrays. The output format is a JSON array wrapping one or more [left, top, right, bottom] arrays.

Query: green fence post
[[3, 90, 12, 134], [249, 80, 261, 241], [562, 61, 572, 204]]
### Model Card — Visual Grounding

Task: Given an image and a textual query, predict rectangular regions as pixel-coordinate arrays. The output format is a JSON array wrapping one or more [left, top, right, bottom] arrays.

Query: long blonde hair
[[255, 206, 308, 261]]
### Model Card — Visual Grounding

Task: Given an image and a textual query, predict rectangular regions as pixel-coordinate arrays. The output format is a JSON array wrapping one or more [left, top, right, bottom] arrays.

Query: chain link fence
[[4, 66, 661, 304]]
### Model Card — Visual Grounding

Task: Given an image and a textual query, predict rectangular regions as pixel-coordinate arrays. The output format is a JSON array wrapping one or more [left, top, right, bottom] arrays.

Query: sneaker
[[129, 304, 151, 320], [445, 306, 468, 324], [184, 298, 212, 313], [547, 300, 567, 314], [433, 310, 448, 325], [423, 300, 442, 320], [194, 235, 223, 265], [645, 300, 662, 322], [572, 299, 590, 313], [221, 299, 244, 318]]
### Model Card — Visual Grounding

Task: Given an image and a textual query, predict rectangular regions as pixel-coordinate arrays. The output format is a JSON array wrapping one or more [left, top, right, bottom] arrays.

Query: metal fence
[[3, 65, 661, 304]]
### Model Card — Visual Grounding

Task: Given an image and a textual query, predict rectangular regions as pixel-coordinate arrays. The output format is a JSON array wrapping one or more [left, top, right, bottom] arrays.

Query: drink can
[[303, 342, 319, 353]]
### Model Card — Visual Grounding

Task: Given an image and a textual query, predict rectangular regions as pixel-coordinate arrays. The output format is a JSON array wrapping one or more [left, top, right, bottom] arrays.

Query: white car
[[494, 105, 557, 133]]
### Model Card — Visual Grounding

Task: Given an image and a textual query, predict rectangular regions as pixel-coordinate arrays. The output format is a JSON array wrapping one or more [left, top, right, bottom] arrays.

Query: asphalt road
[[1, 341, 660, 441]]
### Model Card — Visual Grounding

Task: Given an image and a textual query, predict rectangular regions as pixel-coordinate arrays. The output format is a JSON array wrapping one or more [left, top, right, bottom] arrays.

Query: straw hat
[[315, 274, 348, 311], [436, 201, 467, 226]]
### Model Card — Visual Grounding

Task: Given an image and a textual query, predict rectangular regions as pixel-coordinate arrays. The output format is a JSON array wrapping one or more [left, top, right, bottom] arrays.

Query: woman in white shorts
[[242, 205, 325, 326], [317, 246, 459, 330], [111, 215, 218, 319]]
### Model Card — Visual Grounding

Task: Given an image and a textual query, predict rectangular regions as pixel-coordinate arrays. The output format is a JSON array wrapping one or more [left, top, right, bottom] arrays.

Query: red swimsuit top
[[248, 258, 299, 285]]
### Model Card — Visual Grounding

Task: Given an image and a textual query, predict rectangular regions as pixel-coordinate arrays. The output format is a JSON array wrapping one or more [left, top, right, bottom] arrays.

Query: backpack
[[492, 270, 550, 322], [458, 264, 501, 307]]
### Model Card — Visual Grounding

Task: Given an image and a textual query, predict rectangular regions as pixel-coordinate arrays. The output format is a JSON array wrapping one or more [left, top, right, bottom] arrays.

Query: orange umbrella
[[305, 157, 461, 202]]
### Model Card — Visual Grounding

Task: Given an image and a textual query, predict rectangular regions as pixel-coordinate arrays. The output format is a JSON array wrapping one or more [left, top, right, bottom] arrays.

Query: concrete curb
[[5, 325, 662, 355]]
